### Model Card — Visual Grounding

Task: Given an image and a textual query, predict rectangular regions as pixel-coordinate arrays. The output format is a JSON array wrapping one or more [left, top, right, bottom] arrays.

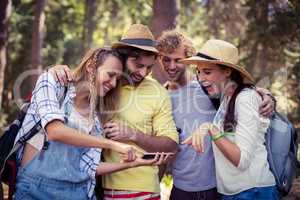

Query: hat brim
[[181, 56, 254, 84], [112, 42, 158, 53]]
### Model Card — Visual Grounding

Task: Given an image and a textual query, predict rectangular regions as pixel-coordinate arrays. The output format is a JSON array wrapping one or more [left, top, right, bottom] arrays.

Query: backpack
[[265, 111, 300, 197], [0, 103, 43, 176], [0, 103, 43, 200], [0, 86, 66, 199]]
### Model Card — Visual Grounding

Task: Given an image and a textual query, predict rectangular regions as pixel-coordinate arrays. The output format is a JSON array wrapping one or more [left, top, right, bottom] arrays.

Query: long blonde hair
[[72, 47, 126, 124]]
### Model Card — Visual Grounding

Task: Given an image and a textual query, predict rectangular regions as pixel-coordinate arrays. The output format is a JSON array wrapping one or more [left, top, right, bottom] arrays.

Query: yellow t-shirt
[[103, 77, 178, 193]]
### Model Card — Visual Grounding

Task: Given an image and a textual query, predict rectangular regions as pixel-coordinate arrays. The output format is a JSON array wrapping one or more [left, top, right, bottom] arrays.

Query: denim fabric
[[15, 168, 88, 200], [221, 186, 279, 200], [14, 72, 102, 199]]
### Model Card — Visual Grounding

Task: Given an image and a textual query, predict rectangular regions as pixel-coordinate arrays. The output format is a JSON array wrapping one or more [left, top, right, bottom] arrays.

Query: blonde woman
[[182, 40, 278, 200], [14, 48, 160, 200]]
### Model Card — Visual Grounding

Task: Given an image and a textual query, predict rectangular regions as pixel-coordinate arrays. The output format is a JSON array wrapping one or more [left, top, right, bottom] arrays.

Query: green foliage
[[180, 0, 208, 49], [1, 0, 154, 128], [243, 0, 300, 125], [8, 0, 34, 80], [161, 174, 173, 187], [44, 0, 86, 67], [3, 0, 34, 116], [92, 0, 152, 47], [1, 0, 299, 130]]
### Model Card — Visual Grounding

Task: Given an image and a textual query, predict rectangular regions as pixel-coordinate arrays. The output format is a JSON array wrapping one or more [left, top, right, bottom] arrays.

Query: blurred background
[[0, 0, 299, 130], [0, 0, 299, 198]]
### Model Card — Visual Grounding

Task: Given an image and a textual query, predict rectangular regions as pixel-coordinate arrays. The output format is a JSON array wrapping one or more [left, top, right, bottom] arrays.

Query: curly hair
[[156, 30, 196, 58]]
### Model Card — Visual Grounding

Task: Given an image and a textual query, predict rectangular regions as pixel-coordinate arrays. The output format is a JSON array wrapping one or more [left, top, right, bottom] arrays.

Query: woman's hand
[[109, 141, 144, 162], [181, 122, 212, 153], [118, 143, 140, 162]]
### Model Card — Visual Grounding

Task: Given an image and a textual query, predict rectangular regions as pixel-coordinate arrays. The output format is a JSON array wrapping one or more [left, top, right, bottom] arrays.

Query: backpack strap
[[0, 85, 68, 174], [0, 120, 42, 174], [16, 86, 67, 152]]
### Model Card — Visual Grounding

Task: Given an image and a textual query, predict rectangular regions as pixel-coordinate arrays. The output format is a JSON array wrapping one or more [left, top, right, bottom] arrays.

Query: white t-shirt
[[213, 88, 276, 195]]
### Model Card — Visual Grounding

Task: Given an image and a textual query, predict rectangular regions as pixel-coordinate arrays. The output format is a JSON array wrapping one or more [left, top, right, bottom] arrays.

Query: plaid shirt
[[15, 72, 102, 199]]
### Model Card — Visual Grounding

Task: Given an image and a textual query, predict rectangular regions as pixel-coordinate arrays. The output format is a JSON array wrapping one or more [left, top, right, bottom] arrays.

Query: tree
[[241, 0, 276, 79], [0, 1, 11, 196], [30, 0, 46, 86], [83, 0, 97, 50], [150, 0, 180, 83], [150, 0, 179, 38], [0, 0, 11, 111]]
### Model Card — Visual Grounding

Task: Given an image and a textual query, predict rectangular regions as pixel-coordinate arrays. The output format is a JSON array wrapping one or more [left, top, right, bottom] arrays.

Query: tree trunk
[[31, 0, 46, 87], [246, 1, 271, 79], [83, 0, 97, 50], [150, 0, 180, 83], [0, 0, 11, 111]]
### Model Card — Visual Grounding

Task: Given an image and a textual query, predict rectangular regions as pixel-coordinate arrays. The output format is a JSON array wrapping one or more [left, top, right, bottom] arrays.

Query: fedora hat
[[112, 24, 158, 53], [180, 39, 254, 84]]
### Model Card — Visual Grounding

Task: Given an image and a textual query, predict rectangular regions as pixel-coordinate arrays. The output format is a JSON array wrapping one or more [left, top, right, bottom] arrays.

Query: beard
[[123, 68, 144, 86]]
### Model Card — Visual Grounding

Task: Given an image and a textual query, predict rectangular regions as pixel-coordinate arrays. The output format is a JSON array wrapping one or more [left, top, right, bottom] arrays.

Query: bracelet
[[210, 132, 235, 141], [210, 132, 225, 141]]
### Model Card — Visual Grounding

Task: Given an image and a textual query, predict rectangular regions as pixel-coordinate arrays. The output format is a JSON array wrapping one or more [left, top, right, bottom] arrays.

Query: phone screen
[[142, 154, 156, 160]]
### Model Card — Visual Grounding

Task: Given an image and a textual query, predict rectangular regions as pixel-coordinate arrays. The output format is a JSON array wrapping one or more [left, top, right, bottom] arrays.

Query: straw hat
[[180, 39, 254, 84], [112, 24, 158, 53]]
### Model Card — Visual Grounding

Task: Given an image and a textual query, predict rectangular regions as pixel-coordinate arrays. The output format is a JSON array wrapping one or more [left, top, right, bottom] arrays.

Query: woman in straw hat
[[14, 47, 163, 200], [181, 39, 279, 200]]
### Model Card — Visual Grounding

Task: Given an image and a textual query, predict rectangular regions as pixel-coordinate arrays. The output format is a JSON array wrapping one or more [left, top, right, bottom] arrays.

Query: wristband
[[210, 132, 225, 141], [210, 131, 235, 141]]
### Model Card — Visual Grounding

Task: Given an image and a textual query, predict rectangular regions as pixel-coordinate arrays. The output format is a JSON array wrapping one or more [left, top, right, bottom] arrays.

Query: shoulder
[[33, 71, 66, 97], [235, 88, 270, 126], [235, 88, 262, 114], [236, 88, 261, 104], [143, 76, 162, 87], [36, 71, 60, 88]]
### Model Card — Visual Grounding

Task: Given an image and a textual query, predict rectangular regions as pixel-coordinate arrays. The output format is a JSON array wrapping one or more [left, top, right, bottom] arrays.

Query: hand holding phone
[[142, 152, 175, 159], [142, 153, 157, 160], [140, 152, 175, 165]]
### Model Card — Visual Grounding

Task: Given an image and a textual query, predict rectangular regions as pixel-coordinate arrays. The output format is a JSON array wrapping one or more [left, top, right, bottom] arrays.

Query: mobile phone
[[142, 153, 156, 160], [142, 152, 175, 160]]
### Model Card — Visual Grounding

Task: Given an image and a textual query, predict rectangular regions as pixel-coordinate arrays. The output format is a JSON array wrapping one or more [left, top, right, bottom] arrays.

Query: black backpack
[[0, 103, 43, 177], [0, 103, 43, 200]]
